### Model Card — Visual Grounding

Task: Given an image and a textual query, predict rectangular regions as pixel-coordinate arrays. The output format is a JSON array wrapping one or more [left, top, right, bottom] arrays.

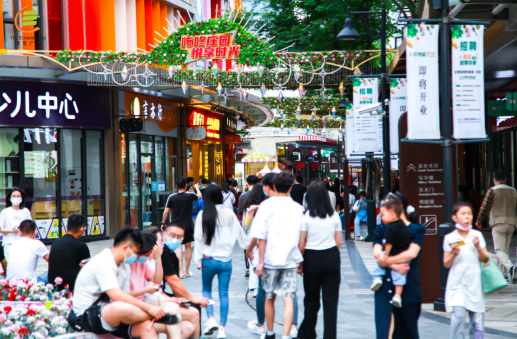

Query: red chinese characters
[[181, 30, 241, 62]]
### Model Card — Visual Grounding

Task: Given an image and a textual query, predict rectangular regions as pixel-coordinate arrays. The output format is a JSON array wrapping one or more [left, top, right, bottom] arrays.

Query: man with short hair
[[162, 177, 202, 278], [290, 175, 306, 206], [186, 177, 195, 187], [48, 213, 90, 291], [69, 227, 175, 339], [162, 223, 209, 338], [238, 175, 260, 217], [476, 170, 517, 281], [6, 219, 49, 281], [252, 172, 304, 339]]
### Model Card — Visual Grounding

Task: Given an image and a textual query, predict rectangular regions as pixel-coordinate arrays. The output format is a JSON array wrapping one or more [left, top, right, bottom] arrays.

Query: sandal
[[184, 272, 194, 278]]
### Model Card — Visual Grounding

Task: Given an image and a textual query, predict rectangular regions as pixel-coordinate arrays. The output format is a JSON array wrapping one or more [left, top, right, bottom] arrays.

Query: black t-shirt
[[48, 234, 90, 292], [166, 192, 198, 228], [162, 247, 180, 296], [291, 184, 307, 206], [384, 219, 411, 256]]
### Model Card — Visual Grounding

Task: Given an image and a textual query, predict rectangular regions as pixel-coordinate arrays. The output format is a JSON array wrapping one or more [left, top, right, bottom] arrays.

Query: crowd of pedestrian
[[0, 169, 515, 339]]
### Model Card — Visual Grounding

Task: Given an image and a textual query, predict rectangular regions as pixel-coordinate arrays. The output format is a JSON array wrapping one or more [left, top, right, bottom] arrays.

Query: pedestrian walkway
[[29, 236, 517, 338]]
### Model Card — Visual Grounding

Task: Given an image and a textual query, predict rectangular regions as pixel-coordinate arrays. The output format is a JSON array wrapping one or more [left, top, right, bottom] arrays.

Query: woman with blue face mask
[[194, 184, 249, 339]]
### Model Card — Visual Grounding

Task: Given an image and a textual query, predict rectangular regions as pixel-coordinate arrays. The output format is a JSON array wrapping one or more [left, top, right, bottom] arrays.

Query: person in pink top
[[129, 230, 164, 299]]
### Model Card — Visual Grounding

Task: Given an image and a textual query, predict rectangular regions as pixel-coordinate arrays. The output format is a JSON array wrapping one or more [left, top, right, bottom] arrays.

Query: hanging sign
[[186, 127, 206, 140], [352, 78, 380, 153], [180, 30, 241, 62], [188, 108, 222, 141], [406, 24, 440, 140], [451, 25, 487, 139], [389, 78, 407, 153], [223, 134, 242, 144]]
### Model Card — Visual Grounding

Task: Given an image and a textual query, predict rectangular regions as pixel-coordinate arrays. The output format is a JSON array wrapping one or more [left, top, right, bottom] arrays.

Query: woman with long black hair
[[221, 182, 236, 210], [298, 181, 342, 339], [373, 192, 426, 339], [332, 177, 342, 212], [194, 184, 249, 339]]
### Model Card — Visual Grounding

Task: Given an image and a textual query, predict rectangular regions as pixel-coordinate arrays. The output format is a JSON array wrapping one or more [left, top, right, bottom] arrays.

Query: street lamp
[[336, 2, 392, 195]]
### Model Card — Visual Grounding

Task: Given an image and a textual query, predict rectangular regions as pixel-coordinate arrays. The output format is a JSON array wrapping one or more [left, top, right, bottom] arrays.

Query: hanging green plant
[[261, 96, 348, 114], [264, 116, 345, 129]]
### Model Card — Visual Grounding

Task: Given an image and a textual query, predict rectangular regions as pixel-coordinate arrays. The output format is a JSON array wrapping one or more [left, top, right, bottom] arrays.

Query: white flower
[[37, 328, 49, 337], [51, 317, 60, 327], [37, 282, 45, 287], [17, 308, 27, 315], [4, 320, 13, 326], [34, 321, 47, 329], [45, 284, 54, 291], [8, 312, 20, 320], [39, 295, 48, 302], [31, 332, 45, 339], [11, 323, 20, 331], [55, 327, 66, 335], [49, 304, 59, 311], [26, 316, 36, 324], [59, 319, 68, 327], [1, 327, 12, 335], [42, 310, 52, 319], [58, 305, 70, 313], [31, 294, 41, 301]]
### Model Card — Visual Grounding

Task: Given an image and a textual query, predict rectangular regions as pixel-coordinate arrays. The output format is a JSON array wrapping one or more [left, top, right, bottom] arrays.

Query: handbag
[[479, 257, 508, 294]]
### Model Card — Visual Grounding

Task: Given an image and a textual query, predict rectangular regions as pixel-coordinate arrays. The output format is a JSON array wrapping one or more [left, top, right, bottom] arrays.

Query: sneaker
[[290, 325, 298, 338], [245, 270, 250, 278], [248, 320, 266, 335], [155, 313, 181, 325], [260, 333, 275, 339], [204, 317, 219, 336], [370, 277, 383, 292], [392, 294, 402, 308], [217, 327, 227, 339], [253, 289, 258, 298], [510, 266, 517, 284]]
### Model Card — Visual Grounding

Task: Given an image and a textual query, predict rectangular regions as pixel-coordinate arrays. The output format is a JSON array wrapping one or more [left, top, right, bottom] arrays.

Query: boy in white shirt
[[251, 172, 304, 339], [6, 219, 49, 281]]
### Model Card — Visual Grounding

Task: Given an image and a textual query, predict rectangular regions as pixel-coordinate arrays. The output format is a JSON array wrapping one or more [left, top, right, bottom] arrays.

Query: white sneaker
[[204, 317, 219, 336], [392, 294, 402, 308], [217, 327, 227, 339], [370, 277, 383, 291], [290, 325, 298, 338], [248, 320, 266, 335]]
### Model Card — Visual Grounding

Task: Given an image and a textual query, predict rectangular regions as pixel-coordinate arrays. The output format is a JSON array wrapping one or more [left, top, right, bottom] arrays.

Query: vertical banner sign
[[389, 78, 407, 153], [406, 24, 441, 139], [452, 25, 487, 139], [352, 78, 380, 153]]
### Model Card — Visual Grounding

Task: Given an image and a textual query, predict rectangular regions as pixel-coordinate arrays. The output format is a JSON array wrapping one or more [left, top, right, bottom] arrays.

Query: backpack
[[192, 200, 200, 215]]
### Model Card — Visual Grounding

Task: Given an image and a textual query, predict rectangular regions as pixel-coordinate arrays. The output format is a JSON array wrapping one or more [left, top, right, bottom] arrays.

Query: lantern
[[295, 162, 304, 169], [310, 163, 319, 169]]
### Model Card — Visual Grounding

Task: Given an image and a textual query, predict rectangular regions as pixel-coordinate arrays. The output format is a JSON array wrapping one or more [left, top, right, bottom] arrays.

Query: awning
[[298, 136, 337, 144], [241, 151, 275, 163]]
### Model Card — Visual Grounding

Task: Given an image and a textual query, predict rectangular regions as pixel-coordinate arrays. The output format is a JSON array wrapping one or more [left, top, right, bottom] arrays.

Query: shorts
[[261, 267, 298, 299], [182, 223, 194, 244], [372, 261, 410, 286], [70, 304, 134, 339], [0, 244, 4, 262]]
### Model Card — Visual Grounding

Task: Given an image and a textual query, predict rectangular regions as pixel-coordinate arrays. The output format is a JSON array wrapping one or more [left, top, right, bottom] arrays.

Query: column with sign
[[452, 25, 486, 139], [352, 78, 380, 153], [406, 24, 440, 140]]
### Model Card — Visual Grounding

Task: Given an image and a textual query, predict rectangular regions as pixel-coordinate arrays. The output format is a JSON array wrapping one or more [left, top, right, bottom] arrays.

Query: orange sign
[[224, 135, 242, 144]]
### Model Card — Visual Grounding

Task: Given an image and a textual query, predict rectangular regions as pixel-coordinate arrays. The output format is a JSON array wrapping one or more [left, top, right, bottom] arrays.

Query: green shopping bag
[[480, 257, 508, 294]]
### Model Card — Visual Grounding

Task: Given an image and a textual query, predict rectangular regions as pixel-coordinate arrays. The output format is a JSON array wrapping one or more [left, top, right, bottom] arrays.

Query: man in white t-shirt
[[69, 227, 178, 339], [251, 172, 304, 339], [6, 219, 48, 281]]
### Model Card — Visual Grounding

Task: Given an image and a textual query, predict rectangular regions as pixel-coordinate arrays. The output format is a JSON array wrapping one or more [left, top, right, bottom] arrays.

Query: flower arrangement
[[264, 116, 345, 129], [0, 299, 72, 339], [261, 96, 349, 114], [277, 50, 364, 65], [0, 278, 72, 302]]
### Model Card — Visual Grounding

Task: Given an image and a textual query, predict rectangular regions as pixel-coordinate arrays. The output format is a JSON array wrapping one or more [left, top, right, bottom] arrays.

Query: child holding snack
[[370, 199, 411, 308], [443, 202, 488, 339]]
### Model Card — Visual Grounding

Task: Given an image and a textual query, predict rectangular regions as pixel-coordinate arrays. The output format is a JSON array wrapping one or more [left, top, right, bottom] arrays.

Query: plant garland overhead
[[261, 96, 350, 114], [264, 116, 345, 129]]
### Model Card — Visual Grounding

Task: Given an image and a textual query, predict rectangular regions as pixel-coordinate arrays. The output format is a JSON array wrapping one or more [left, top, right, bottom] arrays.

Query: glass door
[[141, 136, 154, 229]]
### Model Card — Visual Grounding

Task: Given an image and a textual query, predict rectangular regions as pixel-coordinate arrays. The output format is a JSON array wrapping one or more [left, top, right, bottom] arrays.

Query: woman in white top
[[0, 188, 32, 264], [443, 202, 488, 339], [298, 181, 342, 339], [324, 181, 336, 210], [221, 182, 236, 210], [194, 184, 248, 339]]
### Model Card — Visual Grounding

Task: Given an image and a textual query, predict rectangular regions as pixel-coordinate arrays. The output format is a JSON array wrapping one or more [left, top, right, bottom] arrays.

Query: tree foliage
[[249, 0, 401, 52]]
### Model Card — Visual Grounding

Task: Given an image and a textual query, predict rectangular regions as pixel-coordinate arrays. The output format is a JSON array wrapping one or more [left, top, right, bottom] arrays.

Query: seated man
[[69, 227, 177, 339], [48, 214, 90, 291], [7, 219, 49, 281], [162, 223, 210, 338]]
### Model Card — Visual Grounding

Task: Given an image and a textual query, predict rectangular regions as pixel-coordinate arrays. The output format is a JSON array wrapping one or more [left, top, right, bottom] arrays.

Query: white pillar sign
[[406, 24, 441, 140], [352, 78, 380, 153], [452, 25, 486, 139], [389, 78, 407, 153]]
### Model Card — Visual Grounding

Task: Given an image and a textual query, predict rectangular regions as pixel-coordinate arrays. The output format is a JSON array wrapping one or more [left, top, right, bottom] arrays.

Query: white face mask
[[10, 197, 22, 206]]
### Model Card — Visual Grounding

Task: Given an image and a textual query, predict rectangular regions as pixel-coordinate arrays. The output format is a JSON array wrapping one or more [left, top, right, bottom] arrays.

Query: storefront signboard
[[0, 81, 111, 129], [351, 78, 380, 154], [188, 108, 222, 141], [389, 78, 407, 153], [406, 24, 440, 140], [237, 140, 251, 149], [186, 127, 207, 140], [223, 134, 241, 144], [180, 31, 241, 63], [451, 25, 487, 139], [291, 148, 301, 162]]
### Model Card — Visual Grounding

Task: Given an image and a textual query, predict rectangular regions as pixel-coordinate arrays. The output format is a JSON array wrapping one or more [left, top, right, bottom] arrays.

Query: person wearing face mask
[[129, 232, 163, 299], [0, 187, 32, 263], [48, 214, 90, 292]]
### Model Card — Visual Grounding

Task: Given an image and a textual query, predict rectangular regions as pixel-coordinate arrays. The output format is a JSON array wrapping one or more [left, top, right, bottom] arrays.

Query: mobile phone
[[180, 301, 193, 308], [449, 240, 465, 248], [81, 258, 91, 264]]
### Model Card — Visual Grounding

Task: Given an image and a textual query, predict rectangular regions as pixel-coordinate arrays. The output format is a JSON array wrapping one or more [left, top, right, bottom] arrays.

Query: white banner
[[406, 24, 441, 139], [452, 25, 486, 139], [352, 78, 380, 153], [389, 78, 407, 153]]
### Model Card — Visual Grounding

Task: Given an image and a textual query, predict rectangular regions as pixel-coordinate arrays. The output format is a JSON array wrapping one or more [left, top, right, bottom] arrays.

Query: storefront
[[241, 151, 276, 178], [118, 92, 178, 230], [0, 80, 110, 241]]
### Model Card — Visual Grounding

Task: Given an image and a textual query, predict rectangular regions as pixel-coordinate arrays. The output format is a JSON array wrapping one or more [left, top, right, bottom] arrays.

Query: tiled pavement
[[28, 235, 517, 338]]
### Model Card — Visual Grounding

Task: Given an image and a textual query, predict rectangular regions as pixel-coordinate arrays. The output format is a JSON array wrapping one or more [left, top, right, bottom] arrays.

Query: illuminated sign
[[224, 134, 241, 144], [188, 108, 222, 141], [15, 6, 40, 33], [180, 30, 241, 62], [131, 97, 162, 121]]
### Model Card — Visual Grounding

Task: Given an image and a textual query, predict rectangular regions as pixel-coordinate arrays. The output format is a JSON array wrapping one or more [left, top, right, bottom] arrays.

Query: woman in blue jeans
[[194, 185, 249, 339]]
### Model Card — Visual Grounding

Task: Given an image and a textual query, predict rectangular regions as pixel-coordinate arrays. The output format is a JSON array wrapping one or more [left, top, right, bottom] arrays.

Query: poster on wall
[[352, 78, 380, 153], [406, 24, 441, 140], [452, 25, 487, 139], [389, 78, 407, 153]]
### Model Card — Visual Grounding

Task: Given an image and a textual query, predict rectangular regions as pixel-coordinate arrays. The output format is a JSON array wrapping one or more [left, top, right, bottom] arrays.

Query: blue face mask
[[124, 248, 138, 265], [137, 256, 149, 264], [263, 188, 269, 197], [165, 238, 182, 251]]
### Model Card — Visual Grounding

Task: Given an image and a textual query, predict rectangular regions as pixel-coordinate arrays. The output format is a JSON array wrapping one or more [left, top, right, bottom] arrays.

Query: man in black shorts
[[162, 177, 201, 279]]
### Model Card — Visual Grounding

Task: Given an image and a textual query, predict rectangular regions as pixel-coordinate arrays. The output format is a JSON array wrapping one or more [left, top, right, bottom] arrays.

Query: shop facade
[[0, 80, 110, 242]]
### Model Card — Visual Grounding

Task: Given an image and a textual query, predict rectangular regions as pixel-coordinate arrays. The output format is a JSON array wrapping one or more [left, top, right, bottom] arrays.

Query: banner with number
[[452, 25, 486, 139], [389, 78, 407, 153], [406, 24, 440, 139], [351, 78, 380, 153]]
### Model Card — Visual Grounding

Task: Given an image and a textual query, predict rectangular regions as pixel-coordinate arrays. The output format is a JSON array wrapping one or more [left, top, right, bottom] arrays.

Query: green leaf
[[452, 26, 463, 39]]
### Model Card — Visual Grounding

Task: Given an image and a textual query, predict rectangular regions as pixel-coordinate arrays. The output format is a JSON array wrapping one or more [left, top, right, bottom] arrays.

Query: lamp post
[[337, 2, 392, 194]]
